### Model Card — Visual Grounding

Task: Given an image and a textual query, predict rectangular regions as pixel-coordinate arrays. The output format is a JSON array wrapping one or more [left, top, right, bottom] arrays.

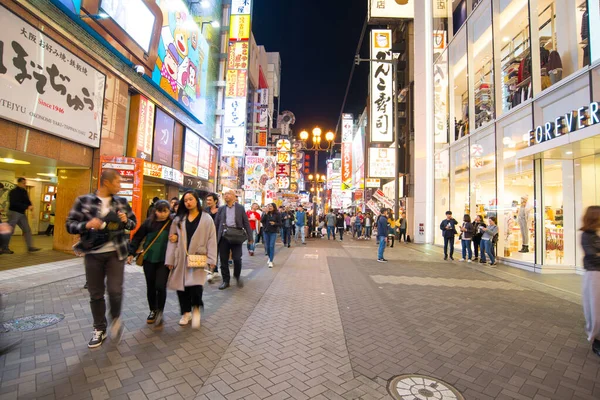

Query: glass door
[[574, 154, 600, 268]]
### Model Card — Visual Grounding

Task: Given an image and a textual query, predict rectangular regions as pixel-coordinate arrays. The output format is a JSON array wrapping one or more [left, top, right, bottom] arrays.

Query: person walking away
[[336, 211, 345, 241], [295, 206, 307, 245], [472, 215, 486, 261], [246, 203, 261, 255], [128, 200, 172, 326], [440, 211, 458, 260], [398, 212, 407, 243], [3, 177, 40, 253], [459, 214, 474, 262], [45, 194, 57, 236], [215, 189, 252, 290], [165, 191, 217, 328], [281, 209, 292, 248], [354, 212, 364, 239], [580, 206, 600, 357], [204, 193, 221, 283], [345, 214, 351, 232], [261, 203, 281, 268], [326, 210, 336, 240], [364, 213, 372, 240], [480, 216, 499, 266], [66, 170, 137, 348], [377, 209, 389, 262]]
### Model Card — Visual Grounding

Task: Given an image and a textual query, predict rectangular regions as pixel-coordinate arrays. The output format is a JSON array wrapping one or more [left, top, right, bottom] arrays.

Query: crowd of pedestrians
[[439, 210, 498, 266]]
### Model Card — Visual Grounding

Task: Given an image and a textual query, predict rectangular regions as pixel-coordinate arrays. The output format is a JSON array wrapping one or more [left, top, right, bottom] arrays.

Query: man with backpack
[[66, 170, 137, 348]]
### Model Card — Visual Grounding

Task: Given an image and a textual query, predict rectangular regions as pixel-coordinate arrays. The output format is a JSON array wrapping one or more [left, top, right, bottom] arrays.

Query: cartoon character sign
[[153, 0, 209, 122]]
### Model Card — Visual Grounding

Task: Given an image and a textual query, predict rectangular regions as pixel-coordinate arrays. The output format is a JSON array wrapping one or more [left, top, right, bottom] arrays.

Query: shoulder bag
[[186, 245, 208, 268], [136, 221, 171, 266], [223, 225, 248, 244]]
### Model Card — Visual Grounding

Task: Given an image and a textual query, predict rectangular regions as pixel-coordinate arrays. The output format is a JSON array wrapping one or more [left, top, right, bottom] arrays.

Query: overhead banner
[[370, 29, 394, 143], [368, 0, 414, 22], [0, 5, 105, 148], [341, 114, 353, 191], [369, 147, 395, 178]]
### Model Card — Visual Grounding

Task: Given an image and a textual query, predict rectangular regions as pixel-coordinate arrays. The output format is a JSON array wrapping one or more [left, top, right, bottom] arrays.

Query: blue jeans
[[282, 227, 291, 245], [265, 232, 277, 262], [354, 224, 362, 237], [481, 239, 495, 264], [377, 236, 387, 259], [327, 226, 335, 239], [295, 225, 306, 243], [461, 239, 472, 260], [365, 226, 372, 238], [247, 230, 257, 252]]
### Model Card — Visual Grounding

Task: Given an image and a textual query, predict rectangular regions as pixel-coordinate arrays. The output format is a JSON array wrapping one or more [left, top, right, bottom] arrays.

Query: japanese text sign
[[152, 108, 174, 166], [231, 0, 252, 15], [0, 5, 106, 148], [369, 147, 395, 178], [370, 30, 394, 143], [368, 0, 414, 22], [183, 130, 200, 176], [136, 95, 155, 159], [229, 15, 250, 41], [226, 70, 248, 98], [222, 127, 245, 157], [227, 42, 249, 70]]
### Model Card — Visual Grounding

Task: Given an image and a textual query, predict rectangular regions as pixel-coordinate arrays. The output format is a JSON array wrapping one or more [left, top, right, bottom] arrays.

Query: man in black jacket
[[440, 210, 459, 260], [215, 189, 252, 290], [2, 178, 40, 254]]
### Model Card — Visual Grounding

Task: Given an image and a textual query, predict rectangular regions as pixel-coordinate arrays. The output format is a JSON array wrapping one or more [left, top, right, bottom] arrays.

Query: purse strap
[[141, 220, 171, 255]]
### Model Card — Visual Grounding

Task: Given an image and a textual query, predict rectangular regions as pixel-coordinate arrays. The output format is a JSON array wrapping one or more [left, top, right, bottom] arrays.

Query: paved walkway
[[0, 239, 598, 400]]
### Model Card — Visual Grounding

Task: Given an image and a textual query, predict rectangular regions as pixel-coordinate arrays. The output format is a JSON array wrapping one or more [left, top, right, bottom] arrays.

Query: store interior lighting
[[0, 157, 30, 165]]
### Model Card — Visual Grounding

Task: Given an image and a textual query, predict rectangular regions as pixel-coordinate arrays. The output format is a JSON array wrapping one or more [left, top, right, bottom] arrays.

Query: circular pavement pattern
[[388, 374, 465, 400], [1, 314, 64, 333]]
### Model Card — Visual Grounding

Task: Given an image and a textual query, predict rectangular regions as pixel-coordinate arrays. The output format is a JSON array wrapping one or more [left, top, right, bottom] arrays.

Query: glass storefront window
[[433, 0, 450, 61], [450, 29, 469, 140], [470, 133, 496, 221], [453, 0, 468, 35], [451, 144, 470, 217], [434, 150, 450, 246], [590, 0, 600, 63], [575, 154, 600, 268], [498, 0, 532, 112], [532, 0, 590, 92], [469, 2, 494, 129], [434, 50, 450, 149]]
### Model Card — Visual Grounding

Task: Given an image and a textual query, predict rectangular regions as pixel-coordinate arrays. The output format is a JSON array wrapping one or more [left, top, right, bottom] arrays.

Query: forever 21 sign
[[528, 101, 600, 147]]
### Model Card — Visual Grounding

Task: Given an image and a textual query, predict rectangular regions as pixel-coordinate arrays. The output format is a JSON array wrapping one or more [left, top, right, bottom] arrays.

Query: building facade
[[413, 0, 600, 273]]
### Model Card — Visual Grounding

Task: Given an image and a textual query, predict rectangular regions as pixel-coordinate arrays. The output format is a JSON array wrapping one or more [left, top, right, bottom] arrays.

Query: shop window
[[435, 149, 450, 245], [498, 0, 532, 112], [542, 159, 575, 266], [469, 2, 494, 129], [450, 29, 469, 140], [453, 0, 468, 35], [575, 154, 600, 268], [451, 145, 470, 217], [434, 50, 450, 149], [532, 0, 590, 92], [470, 133, 496, 221], [590, 0, 600, 63], [433, 0, 450, 61]]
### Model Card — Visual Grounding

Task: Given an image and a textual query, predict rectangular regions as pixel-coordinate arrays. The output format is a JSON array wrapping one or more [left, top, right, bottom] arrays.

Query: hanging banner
[[229, 15, 251, 41], [369, 147, 395, 178], [0, 5, 106, 148], [225, 70, 248, 98], [370, 29, 394, 143], [136, 95, 156, 160], [224, 98, 247, 127], [372, 189, 394, 209], [341, 113, 353, 190], [222, 127, 245, 157], [183, 130, 200, 176], [366, 178, 381, 188], [366, 199, 381, 216], [227, 42, 250, 70]]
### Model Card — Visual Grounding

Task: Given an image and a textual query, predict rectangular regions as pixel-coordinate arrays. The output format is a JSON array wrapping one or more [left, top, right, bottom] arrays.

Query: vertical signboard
[[370, 30, 394, 143], [223, 0, 252, 158], [341, 114, 353, 190], [136, 96, 156, 160], [276, 139, 291, 190], [152, 109, 175, 166]]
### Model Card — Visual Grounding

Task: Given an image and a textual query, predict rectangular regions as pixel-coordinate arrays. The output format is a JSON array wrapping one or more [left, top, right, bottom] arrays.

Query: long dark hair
[[176, 190, 202, 226], [581, 206, 600, 232], [268, 203, 278, 214], [149, 200, 172, 223]]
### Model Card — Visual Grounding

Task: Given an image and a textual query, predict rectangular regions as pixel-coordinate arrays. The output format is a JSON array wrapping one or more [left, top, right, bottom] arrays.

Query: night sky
[[252, 1, 370, 174]]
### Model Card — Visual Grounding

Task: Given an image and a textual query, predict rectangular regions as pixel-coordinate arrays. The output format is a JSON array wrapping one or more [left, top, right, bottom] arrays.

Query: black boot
[[593, 340, 600, 357], [519, 245, 529, 253]]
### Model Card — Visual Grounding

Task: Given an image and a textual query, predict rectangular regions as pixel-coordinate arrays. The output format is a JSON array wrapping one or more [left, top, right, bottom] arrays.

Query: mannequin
[[518, 194, 533, 253]]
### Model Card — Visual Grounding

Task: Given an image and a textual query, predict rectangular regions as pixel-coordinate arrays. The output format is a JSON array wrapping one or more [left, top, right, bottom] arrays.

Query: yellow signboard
[[230, 15, 250, 41]]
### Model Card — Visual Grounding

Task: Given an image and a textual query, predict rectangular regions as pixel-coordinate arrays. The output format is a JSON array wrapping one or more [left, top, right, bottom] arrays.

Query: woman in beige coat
[[165, 191, 217, 329]]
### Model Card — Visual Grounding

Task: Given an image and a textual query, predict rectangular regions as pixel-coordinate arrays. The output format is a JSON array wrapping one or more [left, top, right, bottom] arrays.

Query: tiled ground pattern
[[0, 247, 292, 400], [329, 243, 600, 400]]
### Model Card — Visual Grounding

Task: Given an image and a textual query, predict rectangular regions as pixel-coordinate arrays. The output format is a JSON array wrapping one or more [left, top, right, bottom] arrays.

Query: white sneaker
[[179, 312, 192, 326], [268, 261, 273, 268], [467, 259, 472, 263], [191, 307, 201, 329], [206, 271, 213, 283], [109, 317, 123, 341], [212, 271, 221, 281], [459, 259, 465, 262]]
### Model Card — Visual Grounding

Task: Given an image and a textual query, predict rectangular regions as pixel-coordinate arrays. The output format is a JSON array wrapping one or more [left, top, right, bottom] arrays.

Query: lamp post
[[299, 128, 335, 236]]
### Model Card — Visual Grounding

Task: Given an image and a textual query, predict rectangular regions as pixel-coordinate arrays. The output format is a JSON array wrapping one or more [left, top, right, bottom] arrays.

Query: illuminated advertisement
[[370, 29, 394, 143], [99, 0, 156, 52]]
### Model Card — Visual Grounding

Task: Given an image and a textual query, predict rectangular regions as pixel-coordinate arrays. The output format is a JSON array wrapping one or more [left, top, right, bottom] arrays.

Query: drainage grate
[[1, 314, 64, 333], [388, 374, 465, 400]]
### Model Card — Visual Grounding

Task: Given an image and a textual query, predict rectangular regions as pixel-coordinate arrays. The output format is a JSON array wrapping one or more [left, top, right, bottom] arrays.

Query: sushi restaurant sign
[[528, 101, 599, 146]]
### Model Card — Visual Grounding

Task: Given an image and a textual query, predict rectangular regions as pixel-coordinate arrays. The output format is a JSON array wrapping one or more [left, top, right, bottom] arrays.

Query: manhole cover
[[388, 374, 464, 400], [1, 314, 64, 333]]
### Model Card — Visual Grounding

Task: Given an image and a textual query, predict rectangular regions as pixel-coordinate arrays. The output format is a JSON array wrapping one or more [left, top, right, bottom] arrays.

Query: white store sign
[[231, 0, 252, 15], [0, 5, 105, 148], [368, 0, 414, 21], [224, 98, 247, 127], [222, 127, 246, 157], [369, 147, 395, 178], [370, 30, 394, 143]]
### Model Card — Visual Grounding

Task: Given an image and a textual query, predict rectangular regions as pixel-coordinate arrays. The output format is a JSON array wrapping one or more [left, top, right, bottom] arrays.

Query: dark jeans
[[443, 236, 454, 257], [45, 224, 54, 236], [365, 226, 372, 238], [219, 238, 242, 283], [176, 285, 203, 314], [387, 235, 395, 247], [282, 227, 291, 245], [4, 211, 33, 250], [85, 251, 124, 331], [461, 239, 473, 260], [265, 232, 277, 262], [473, 237, 482, 258], [143, 261, 169, 312], [399, 228, 407, 242], [337, 227, 344, 240]]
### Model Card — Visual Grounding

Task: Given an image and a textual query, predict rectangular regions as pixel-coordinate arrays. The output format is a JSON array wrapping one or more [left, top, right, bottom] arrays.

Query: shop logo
[[528, 101, 599, 146]]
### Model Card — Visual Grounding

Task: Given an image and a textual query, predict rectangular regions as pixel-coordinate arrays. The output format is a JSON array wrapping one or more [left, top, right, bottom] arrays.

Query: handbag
[[223, 226, 248, 244], [135, 220, 171, 266], [186, 245, 208, 268]]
